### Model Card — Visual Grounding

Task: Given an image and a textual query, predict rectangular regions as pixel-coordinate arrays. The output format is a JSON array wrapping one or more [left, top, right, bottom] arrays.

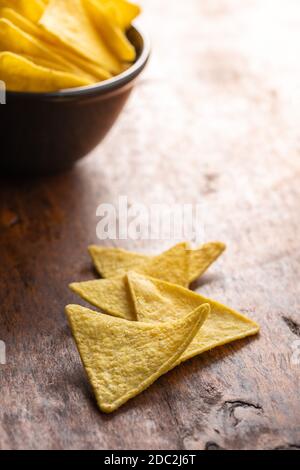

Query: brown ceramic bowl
[[0, 26, 150, 176]]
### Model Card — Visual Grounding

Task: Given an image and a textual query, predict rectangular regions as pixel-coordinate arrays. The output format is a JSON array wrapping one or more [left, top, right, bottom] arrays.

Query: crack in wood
[[205, 441, 224, 450], [282, 316, 300, 337], [222, 400, 264, 427], [163, 392, 185, 450], [273, 444, 300, 450]]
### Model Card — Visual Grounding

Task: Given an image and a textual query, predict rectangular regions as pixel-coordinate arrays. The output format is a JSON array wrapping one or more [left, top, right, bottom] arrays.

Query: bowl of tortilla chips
[[0, 0, 150, 175]]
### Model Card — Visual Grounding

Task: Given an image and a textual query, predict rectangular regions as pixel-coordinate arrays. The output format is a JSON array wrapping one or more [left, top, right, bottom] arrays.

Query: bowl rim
[[6, 24, 150, 100]]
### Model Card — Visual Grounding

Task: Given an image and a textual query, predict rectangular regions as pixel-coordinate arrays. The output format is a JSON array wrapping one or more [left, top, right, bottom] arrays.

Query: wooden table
[[1, 0, 300, 450]]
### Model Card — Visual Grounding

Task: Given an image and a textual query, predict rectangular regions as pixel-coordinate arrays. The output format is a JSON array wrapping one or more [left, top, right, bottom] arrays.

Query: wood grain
[[0, 0, 300, 450]]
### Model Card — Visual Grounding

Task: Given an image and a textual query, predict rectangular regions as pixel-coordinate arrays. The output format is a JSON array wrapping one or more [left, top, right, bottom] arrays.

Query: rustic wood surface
[[1, 0, 300, 450]]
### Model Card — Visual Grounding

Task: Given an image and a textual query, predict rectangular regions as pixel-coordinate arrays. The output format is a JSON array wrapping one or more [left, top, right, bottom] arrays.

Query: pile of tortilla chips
[[66, 241, 260, 413], [0, 0, 141, 92]]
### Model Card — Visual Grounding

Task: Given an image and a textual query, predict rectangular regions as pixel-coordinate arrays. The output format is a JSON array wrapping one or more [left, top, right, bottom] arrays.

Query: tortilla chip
[[88, 245, 148, 279], [53, 49, 111, 81], [0, 0, 46, 22], [90, 242, 190, 286], [70, 275, 135, 321], [39, 0, 122, 74], [84, 0, 136, 62], [89, 241, 225, 285], [0, 7, 48, 38], [71, 244, 190, 318], [21, 53, 73, 73], [140, 242, 189, 287], [0, 18, 95, 78], [127, 272, 259, 364], [105, 0, 141, 30], [0, 7, 111, 80], [65, 303, 210, 412], [0, 52, 93, 92], [188, 242, 226, 283]]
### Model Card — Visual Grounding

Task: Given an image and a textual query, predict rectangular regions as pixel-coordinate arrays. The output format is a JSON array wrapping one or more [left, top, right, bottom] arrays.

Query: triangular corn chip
[[127, 272, 259, 364], [84, 0, 136, 62], [89, 242, 190, 286], [105, 0, 141, 30], [89, 241, 225, 285], [21, 54, 74, 73], [188, 242, 226, 283], [20, 53, 111, 83], [66, 303, 210, 412], [39, 0, 122, 74], [0, 7, 111, 80], [0, 18, 98, 80], [0, 52, 92, 92], [70, 275, 136, 321], [71, 243, 190, 318], [139, 242, 189, 287], [88, 245, 148, 279], [0, 6, 49, 39], [0, 0, 46, 22]]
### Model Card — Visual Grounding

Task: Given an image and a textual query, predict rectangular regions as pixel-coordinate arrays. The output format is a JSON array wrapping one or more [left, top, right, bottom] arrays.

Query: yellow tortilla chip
[[84, 0, 136, 62], [71, 244, 190, 318], [39, 0, 122, 74], [104, 0, 141, 30], [90, 242, 189, 286], [70, 275, 136, 321], [88, 245, 148, 279], [140, 242, 189, 287], [0, 52, 92, 92], [0, 5, 52, 42], [89, 241, 225, 284], [0, 7, 111, 80], [0, 0, 46, 22], [127, 272, 259, 364], [65, 303, 210, 412], [0, 18, 97, 79], [22, 0, 46, 21], [188, 242, 226, 283], [21, 54, 72, 72]]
